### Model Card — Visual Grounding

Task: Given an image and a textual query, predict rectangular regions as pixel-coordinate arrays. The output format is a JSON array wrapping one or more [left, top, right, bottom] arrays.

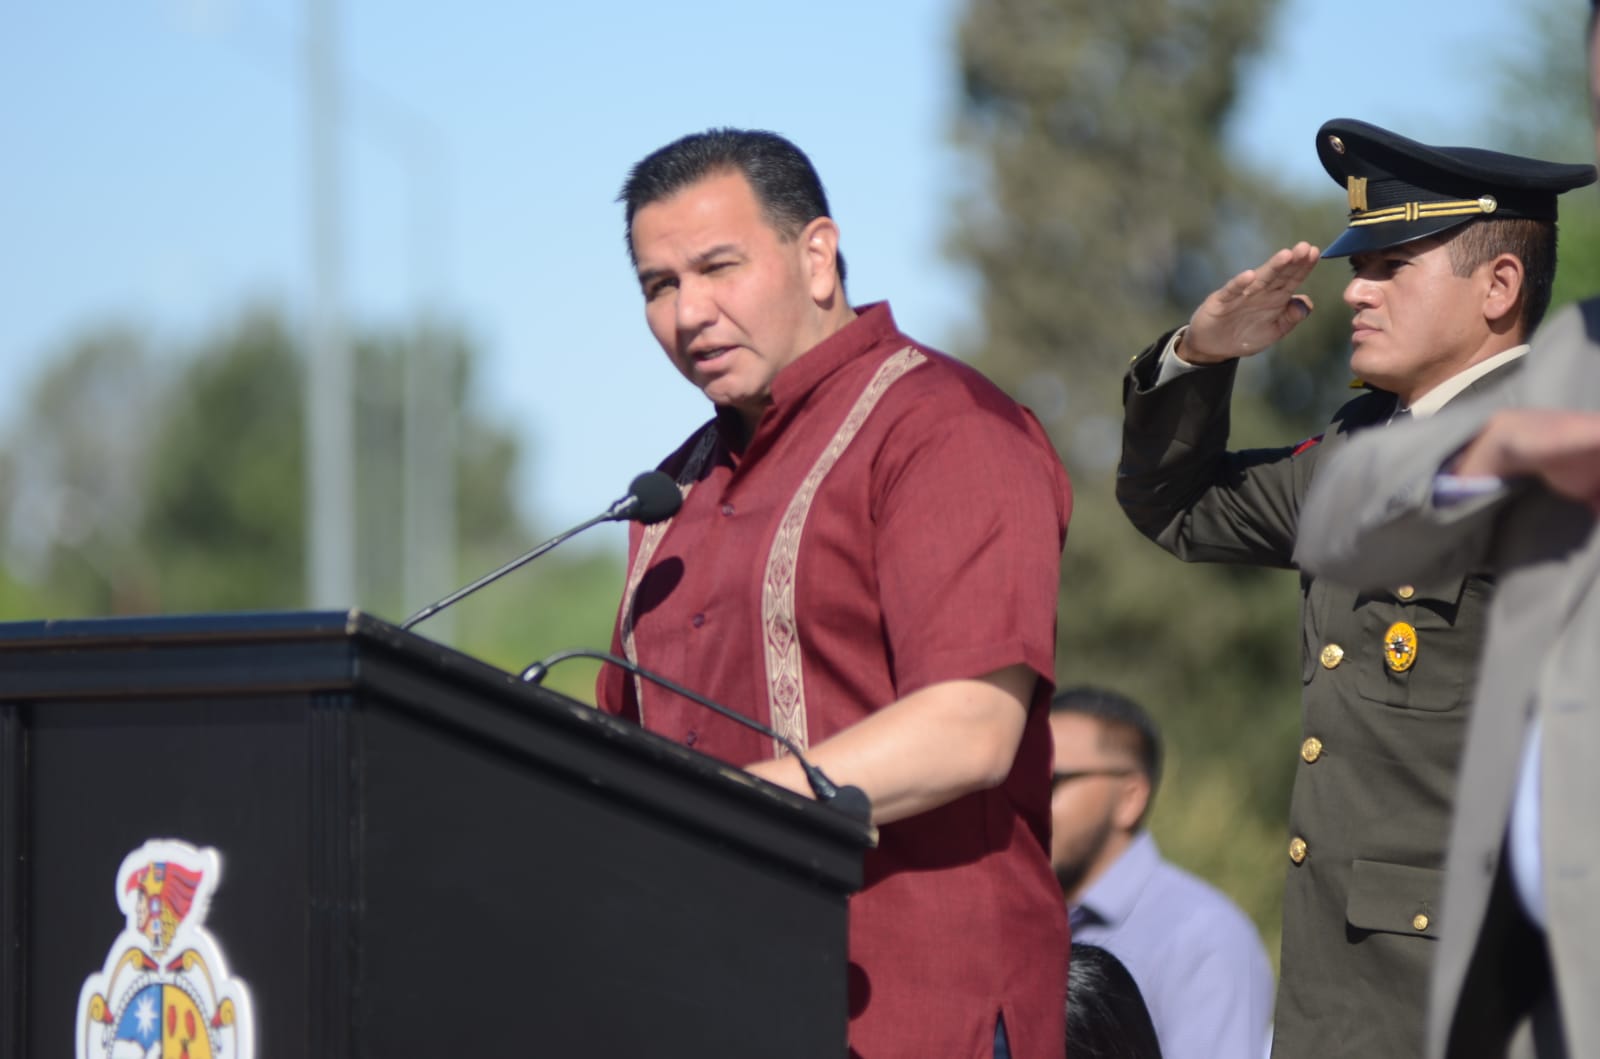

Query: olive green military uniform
[[1117, 334, 1518, 1059]]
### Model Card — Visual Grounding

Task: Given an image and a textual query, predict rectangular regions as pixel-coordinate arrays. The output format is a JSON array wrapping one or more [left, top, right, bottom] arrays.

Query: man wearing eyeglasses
[[1050, 687, 1273, 1059]]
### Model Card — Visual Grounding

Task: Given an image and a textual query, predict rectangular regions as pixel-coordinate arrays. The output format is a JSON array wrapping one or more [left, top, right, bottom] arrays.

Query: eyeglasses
[[1051, 768, 1136, 788]]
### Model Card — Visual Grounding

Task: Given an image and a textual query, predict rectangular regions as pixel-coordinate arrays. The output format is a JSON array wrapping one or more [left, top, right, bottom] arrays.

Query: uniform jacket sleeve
[[1117, 330, 1317, 569]]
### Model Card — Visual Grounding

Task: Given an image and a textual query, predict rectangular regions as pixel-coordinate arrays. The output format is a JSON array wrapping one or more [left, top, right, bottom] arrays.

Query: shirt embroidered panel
[[761, 345, 926, 753]]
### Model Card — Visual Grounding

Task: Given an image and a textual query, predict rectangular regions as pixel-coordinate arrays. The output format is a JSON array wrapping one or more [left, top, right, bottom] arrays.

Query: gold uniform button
[[1396, 585, 1416, 600], [1413, 913, 1430, 932], [1289, 837, 1308, 864], [1384, 621, 1419, 672], [1301, 737, 1323, 763], [1320, 643, 1345, 669]]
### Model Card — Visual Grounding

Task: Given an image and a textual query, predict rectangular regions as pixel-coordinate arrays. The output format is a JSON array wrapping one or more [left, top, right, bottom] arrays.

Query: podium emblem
[[76, 839, 255, 1059]]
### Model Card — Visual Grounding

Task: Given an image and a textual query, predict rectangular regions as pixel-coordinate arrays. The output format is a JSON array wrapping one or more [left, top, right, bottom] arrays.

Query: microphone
[[523, 647, 873, 825], [400, 471, 681, 631], [604, 469, 682, 524]]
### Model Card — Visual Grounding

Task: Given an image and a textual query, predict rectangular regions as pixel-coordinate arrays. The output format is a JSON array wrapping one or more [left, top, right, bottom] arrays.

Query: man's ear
[[1483, 252, 1526, 331], [1111, 773, 1152, 832], [800, 216, 842, 302]]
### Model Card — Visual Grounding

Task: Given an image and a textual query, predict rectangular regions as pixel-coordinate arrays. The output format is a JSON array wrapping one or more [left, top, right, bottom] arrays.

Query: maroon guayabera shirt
[[599, 303, 1072, 1058]]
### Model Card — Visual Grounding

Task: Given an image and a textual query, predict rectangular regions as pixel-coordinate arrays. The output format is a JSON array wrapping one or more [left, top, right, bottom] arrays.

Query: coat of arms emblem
[[76, 839, 255, 1059]]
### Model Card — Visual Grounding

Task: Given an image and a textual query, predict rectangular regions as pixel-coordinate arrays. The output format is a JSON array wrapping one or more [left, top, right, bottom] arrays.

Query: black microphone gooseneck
[[523, 647, 873, 824], [400, 471, 681, 631]]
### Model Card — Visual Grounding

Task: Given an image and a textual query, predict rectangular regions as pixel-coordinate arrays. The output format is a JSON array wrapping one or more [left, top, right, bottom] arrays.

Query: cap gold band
[[1349, 196, 1499, 228]]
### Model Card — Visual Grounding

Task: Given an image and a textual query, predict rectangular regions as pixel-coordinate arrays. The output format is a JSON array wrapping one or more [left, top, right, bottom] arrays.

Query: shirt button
[[1320, 644, 1344, 669], [721, 503, 735, 517], [1412, 913, 1430, 931], [1396, 585, 1416, 600], [1289, 837, 1308, 865], [691, 613, 705, 628], [684, 730, 698, 747], [1301, 737, 1323, 763]]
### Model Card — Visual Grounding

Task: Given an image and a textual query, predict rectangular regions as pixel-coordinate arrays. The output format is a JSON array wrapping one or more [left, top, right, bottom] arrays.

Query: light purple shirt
[[1071, 832, 1275, 1059]]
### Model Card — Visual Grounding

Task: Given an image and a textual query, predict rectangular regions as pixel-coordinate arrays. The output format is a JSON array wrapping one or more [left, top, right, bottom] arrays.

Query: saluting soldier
[[1115, 118, 1594, 1058]]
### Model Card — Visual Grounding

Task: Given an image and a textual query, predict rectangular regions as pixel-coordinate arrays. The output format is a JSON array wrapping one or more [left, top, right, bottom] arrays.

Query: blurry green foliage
[[951, 0, 1376, 965], [139, 312, 307, 612], [0, 326, 168, 614], [1483, 0, 1600, 321], [1550, 204, 1600, 312], [0, 308, 623, 681]]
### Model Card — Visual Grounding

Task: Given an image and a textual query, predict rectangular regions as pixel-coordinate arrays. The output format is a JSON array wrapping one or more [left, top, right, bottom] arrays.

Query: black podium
[[0, 611, 871, 1057]]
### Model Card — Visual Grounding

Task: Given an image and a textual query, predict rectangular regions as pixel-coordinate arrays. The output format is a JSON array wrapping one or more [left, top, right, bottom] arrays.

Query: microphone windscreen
[[827, 786, 873, 825], [628, 471, 682, 525]]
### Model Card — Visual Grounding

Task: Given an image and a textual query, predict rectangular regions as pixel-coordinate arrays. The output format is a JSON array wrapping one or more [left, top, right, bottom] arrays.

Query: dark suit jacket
[[1118, 333, 1521, 1059], [1296, 299, 1600, 1059]]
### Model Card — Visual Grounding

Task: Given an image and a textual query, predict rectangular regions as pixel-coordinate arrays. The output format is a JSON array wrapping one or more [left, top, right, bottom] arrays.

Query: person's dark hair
[[1065, 944, 1165, 1059], [1442, 217, 1558, 335], [1051, 686, 1163, 803], [618, 127, 847, 284]]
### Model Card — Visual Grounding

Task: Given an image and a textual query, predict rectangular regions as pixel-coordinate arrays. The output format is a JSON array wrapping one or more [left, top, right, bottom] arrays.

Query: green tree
[[0, 326, 168, 616], [951, 0, 1359, 955], [953, 0, 1354, 449], [138, 311, 305, 612], [0, 307, 623, 687], [1487, 0, 1600, 312]]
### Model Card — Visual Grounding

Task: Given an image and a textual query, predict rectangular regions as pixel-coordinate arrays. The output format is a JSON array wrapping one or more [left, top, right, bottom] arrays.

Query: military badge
[[76, 839, 255, 1059], [1384, 621, 1419, 673]]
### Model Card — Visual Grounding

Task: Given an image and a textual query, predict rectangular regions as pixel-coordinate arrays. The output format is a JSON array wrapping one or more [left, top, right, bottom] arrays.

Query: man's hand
[[1452, 409, 1600, 511], [1178, 242, 1321, 366]]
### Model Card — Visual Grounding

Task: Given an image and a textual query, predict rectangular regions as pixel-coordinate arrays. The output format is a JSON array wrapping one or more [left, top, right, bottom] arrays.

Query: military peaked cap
[[1316, 118, 1595, 258]]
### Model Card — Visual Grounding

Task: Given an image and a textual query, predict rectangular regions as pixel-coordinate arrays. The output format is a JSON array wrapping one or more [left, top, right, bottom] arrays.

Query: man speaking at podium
[[595, 128, 1073, 1059]]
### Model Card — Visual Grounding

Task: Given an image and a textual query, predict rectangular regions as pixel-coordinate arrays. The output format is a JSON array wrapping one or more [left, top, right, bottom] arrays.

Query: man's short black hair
[[1066, 944, 1164, 1059], [1051, 685, 1164, 800], [618, 127, 847, 284], [1444, 217, 1559, 336]]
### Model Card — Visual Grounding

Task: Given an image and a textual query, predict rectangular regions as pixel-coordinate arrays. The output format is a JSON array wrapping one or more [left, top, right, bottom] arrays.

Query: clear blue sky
[[0, 0, 1560, 556]]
